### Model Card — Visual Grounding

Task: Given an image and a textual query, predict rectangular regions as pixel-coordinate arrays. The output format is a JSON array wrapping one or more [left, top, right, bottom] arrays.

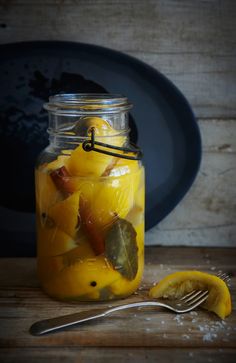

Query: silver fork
[[30, 272, 230, 336]]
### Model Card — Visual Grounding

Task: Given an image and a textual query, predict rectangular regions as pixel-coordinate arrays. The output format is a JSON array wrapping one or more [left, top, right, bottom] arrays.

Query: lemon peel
[[149, 270, 232, 319]]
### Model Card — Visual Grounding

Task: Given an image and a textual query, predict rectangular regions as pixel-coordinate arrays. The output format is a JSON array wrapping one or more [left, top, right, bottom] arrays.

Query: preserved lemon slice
[[66, 117, 125, 177], [109, 158, 139, 177], [42, 256, 121, 299], [78, 171, 142, 254], [37, 233, 94, 284], [93, 175, 138, 225], [35, 170, 62, 214], [43, 154, 70, 172], [79, 168, 143, 227], [62, 233, 95, 264], [149, 271, 232, 319], [37, 227, 77, 257], [73, 116, 115, 136], [37, 255, 64, 284], [108, 254, 144, 297], [48, 191, 81, 237]]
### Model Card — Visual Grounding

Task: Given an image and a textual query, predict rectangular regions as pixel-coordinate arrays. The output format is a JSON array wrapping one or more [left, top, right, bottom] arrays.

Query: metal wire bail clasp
[[82, 128, 143, 160]]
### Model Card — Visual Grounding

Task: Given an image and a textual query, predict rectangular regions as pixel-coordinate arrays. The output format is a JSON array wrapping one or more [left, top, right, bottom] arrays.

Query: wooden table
[[0, 247, 235, 362]]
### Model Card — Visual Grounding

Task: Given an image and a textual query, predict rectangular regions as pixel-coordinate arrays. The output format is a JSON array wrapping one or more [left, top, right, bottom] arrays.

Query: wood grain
[[0, 0, 235, 118], [0, 348, 236, 363], [199, 119, 236, 154], [147, 152, 236, 246], [0, 248, 235, 357]]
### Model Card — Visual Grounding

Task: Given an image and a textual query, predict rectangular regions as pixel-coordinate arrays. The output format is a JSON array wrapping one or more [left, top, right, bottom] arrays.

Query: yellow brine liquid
[[35, 115, 145, 301]]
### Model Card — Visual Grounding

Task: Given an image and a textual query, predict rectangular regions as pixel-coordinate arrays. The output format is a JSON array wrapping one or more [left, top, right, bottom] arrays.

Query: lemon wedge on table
[[149, 271, 232, 319]]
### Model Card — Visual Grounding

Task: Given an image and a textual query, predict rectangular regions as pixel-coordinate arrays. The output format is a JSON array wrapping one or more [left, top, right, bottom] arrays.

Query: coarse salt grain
[[173, 315, 184, 325], [203, 332, 217, 342], [194, 318, 230, 343], [182, 334, 190, 340], [190, 311, 198, 316], [215, 322, 224, 328]]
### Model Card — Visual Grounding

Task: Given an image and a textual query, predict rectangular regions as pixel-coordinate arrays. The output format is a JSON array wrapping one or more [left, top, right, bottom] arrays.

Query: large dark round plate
[[0, 41, 201, 256]]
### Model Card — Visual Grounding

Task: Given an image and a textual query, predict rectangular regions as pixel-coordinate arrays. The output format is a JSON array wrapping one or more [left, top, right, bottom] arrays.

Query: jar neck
[[44, 94, 132, 151], [48, 129, 130, 152], [44, 93, 132, 133], [43, 95, 144, 161], [47, 112, 130, 134]]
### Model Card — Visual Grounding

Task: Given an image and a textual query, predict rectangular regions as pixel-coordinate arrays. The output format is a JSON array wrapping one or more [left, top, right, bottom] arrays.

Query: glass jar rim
[[44, 93, 133, 116]]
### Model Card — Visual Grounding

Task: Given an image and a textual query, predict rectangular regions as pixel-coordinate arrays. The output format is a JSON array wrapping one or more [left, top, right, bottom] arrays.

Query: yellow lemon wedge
[[37, 227, 77, 257], [43, 154, 70, 172], [37, 232, 94, 284], [66, 117, 125, 177], [48, 191, 81, 237], [149, 271, 232, 319], [42, 256, 121, 300], [35, 170, 62, 214]]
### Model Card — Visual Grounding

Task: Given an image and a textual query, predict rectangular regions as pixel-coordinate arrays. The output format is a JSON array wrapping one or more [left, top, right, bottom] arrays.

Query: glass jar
[[35, 94, 145, 302]]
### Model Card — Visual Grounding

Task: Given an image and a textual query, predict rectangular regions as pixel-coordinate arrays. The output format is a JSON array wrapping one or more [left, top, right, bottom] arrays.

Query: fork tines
[[179, 271, 230, 308]]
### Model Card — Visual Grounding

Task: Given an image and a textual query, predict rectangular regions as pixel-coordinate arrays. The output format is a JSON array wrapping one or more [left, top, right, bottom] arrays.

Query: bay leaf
[[105, 218, 138, 280]]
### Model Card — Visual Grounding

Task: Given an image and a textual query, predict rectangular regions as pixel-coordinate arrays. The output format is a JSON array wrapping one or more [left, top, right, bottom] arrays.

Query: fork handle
[[30, 301, 165, 336]]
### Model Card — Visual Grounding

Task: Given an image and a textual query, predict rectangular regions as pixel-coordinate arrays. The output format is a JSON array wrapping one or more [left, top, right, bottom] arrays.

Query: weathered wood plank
[[0, 250, 235, 350], [199, 119, 236, 153], [2, 311, 235, 348], [0, 0, 235, 117], [130, 53, 236, 118], [146, 152, 236, 246], [0, 348, 236, 363], [0, 0, 235, 55]]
